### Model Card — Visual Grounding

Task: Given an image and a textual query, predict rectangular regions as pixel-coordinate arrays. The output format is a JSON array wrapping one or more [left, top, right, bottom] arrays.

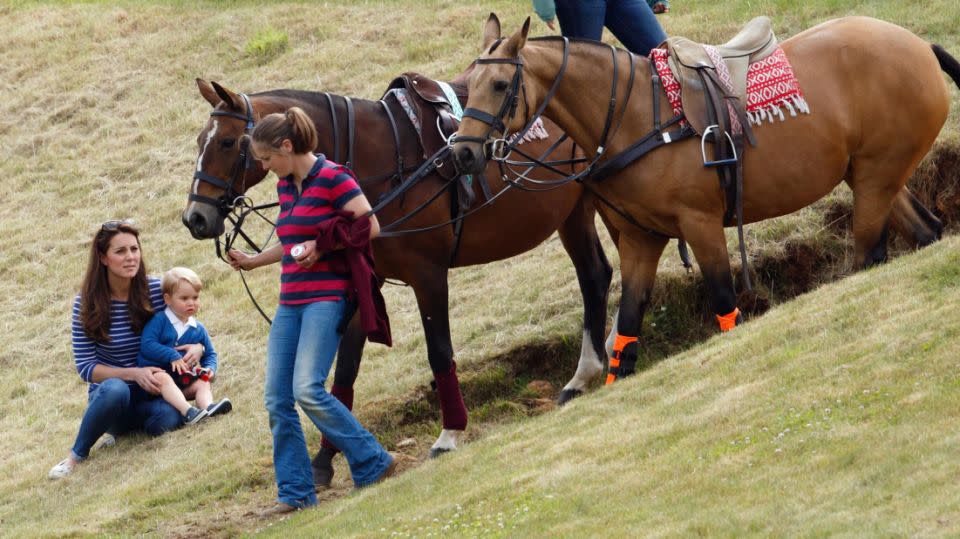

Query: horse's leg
[[846, 160, 923, 269], [556, 198, 614, 404], [606, 232, 668, 383], [595, 210, 623, 360], [310, 311, 366, 488], [679, 214, 742, 331], [407, 267, 468, 458], [890, 187, 943, 249]]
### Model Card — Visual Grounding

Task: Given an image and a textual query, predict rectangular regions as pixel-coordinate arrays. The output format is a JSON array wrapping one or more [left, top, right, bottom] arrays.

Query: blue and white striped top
[[72, 277, 164, 394]]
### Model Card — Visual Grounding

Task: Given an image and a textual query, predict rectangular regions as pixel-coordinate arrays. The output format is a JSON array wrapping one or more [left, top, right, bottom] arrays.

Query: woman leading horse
[[453, 15, 958, 382], [184, 53, 615, 483]]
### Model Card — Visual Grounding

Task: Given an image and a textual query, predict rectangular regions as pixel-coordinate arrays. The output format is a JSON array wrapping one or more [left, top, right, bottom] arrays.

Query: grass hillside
[[269, 235, 960, 538], [0, 1, 957, 537]]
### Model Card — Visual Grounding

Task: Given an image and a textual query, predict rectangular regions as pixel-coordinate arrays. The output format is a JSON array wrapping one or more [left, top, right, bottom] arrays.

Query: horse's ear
[[196, 78, 221, 108], [503, 17, 530, 57], [482, 13, 501, 51], [211, 81, 243, 111]]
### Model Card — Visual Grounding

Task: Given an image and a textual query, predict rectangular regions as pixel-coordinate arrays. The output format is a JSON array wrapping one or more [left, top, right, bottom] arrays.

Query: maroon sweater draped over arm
[[315, 211, 392, 346]]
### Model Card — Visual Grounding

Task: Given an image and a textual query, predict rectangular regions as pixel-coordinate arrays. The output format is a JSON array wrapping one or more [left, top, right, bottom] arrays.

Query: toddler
[[137, 267, 231, 424]]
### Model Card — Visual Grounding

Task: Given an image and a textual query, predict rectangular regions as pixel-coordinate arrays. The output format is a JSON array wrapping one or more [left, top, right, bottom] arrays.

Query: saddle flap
[[667, 36, 715, 70]]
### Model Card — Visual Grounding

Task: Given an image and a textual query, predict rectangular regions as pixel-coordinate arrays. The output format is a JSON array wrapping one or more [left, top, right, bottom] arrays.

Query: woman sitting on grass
[[48, 220, 205, 479]]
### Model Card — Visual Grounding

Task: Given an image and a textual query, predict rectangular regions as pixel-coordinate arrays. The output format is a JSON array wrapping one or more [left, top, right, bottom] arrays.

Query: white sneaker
[[48, 458, 76, 479], [97, 433, 116, 449]]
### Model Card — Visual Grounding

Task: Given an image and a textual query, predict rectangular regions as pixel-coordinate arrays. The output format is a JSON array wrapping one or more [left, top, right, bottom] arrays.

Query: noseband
[[191, 93, 256, 216]]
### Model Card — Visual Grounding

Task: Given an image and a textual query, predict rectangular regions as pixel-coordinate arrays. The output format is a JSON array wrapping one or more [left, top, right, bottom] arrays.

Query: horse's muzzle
[[452, 144, 487, 175], [182, 208, 224, 239]]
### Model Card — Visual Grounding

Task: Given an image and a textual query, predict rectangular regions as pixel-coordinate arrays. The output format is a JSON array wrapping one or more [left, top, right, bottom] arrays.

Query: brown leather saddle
[[384, 72, 464, 168], [382, 73, 480, 263]]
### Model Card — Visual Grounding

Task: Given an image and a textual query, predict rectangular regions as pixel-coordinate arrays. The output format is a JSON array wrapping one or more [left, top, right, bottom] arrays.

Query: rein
[[453, 37, 705, 269], [193, 85, 587, 322]]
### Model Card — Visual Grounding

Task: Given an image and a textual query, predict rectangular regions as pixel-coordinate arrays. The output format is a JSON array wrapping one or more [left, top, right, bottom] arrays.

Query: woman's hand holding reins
[[228, 243, 284, 271], [227, 249, 255, 271]]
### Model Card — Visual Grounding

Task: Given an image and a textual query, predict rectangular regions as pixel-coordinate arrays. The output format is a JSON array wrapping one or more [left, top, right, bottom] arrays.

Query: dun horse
[[184, 63, 614, 482], [454, 16, 958, 383]]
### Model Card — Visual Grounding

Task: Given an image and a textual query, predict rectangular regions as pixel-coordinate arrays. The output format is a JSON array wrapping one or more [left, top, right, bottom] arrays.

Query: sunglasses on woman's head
[[101, 219, 136, 231]]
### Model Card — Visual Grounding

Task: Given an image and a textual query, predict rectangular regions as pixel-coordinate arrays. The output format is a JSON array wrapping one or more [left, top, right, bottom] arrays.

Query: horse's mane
[[254, 88, 337, 101]]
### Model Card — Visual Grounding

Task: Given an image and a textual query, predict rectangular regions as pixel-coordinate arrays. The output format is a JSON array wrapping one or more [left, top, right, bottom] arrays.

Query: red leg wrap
[[434, 361, 468, 431]]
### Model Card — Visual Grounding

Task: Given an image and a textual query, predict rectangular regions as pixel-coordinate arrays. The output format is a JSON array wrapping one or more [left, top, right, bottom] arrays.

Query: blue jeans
[[71, 378, 183, 460], [265, 300, 392, 506], [555, 0, 667, 56]]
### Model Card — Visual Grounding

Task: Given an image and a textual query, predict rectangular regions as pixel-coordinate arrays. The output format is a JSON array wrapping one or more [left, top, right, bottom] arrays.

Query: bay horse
[[454, 16, 958, 383], [183, 61, 616, 481]]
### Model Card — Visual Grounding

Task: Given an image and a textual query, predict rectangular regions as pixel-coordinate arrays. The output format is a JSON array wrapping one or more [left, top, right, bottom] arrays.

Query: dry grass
[[0, 0, 958, 537]]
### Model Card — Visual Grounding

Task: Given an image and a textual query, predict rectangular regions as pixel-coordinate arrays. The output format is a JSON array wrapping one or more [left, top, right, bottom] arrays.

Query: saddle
[[382, 73, 479, 264], [663, 17, 778, 291], [665, 16, 778, 137], [384, 72, 464, 167]]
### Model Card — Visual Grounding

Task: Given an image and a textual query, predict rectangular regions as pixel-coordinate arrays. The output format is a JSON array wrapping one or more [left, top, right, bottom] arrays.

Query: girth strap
[[323, 92, 340, 164], [379, 99, 405, 189], [345, 96, 356, 170]]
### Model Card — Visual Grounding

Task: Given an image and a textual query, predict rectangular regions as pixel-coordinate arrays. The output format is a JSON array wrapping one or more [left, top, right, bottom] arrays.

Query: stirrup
[[700, 125, 739, 167]]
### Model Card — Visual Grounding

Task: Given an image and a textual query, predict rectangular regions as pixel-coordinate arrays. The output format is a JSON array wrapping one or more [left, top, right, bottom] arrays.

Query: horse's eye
[[220, 138, 236, 149], [492, 80, 509, 93]]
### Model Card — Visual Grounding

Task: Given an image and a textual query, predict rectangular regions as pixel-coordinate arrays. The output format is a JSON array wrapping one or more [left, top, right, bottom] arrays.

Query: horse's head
[[183, 79, 269, 239], [452, 14, 532, 175]]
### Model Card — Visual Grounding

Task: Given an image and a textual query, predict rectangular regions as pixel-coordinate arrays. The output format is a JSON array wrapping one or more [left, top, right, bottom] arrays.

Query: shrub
[[244, 27, 288, 63]]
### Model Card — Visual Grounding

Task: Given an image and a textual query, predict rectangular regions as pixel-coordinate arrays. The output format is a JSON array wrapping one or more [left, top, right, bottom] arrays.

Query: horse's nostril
[[189, 212, 207, 235], [456, 147, 475, 171]]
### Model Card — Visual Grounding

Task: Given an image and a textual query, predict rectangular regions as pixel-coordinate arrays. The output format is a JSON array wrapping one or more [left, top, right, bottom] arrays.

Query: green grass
[[267, 238, 960, 538], [0, 0, 958, 537], [245, 27, 289, 64]]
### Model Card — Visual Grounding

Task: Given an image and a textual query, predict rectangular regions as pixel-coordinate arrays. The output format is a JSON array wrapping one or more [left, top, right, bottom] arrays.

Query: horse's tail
[[932, 44, 960, 89]]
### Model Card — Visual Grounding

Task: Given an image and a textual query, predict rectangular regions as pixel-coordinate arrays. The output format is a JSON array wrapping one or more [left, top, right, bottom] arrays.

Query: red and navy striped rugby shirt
[[276, 155, 362, 305]]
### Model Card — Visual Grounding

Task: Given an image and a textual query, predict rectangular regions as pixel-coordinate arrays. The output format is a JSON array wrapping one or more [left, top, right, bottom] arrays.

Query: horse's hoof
[[313, 464, 334, 489], [429, 447, 452, 459], [557, 388, 583, 406], [312, 446, 337, 489]]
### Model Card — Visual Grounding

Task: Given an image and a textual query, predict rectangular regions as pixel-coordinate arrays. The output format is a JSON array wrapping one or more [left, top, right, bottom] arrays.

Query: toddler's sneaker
[[206, 398, 233, 417], [183, 406, 208, 425]]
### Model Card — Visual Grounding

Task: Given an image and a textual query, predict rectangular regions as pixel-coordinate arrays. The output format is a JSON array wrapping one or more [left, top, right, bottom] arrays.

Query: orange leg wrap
[[716, 307, 740, 332], [606, 333, 639, 385]]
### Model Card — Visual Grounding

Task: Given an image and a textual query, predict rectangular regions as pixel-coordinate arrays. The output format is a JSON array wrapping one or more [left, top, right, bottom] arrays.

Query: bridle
[[191, 93, 279, 324], [190, 93, 257, 216], [453, 37, 622, 182], [455, 44, 530, 162], [453, 36, 702, 270]]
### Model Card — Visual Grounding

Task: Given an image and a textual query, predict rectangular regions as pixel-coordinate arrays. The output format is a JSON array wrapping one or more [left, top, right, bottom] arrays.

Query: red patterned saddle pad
[[649, 46, 809, 126]]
